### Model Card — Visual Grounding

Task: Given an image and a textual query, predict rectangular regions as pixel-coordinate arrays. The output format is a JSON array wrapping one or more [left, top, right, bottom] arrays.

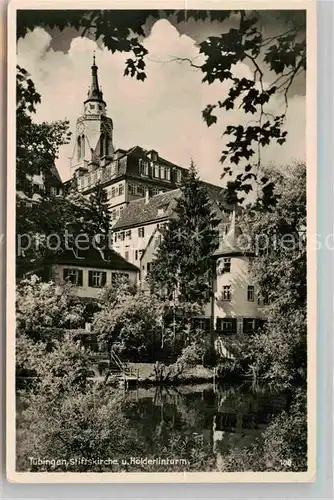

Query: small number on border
[[280, 459, 292, 467]]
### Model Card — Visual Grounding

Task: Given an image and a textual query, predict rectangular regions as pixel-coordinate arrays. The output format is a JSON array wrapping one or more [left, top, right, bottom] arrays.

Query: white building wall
[[214, 255, 266, 319], [113, 221, 165, 267], [52, 264, 137, 299]]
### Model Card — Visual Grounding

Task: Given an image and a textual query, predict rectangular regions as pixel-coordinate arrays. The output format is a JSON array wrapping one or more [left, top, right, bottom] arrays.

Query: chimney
[[145, 188, 150, 204]]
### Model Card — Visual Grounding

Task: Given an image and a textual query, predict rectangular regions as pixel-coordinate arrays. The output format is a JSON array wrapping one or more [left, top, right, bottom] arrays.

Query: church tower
[[70, 55, 114, 177]]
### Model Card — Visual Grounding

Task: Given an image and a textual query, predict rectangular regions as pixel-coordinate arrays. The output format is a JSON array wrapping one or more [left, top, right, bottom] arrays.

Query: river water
[[16, 382, 291, 472], [116, 382, 289, 471]]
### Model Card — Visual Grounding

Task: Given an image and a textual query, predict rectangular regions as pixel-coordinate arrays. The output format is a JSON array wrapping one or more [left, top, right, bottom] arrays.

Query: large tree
[[17, 10, 306, 203], [149, 163, 220, 306], [86, 181, 111, 248], [16, 65, 71, 195], [227, 162, 307, 389]]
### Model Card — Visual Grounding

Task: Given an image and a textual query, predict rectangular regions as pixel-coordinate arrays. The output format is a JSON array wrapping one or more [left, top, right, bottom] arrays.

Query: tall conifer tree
[[86, 181, 111, 248], [149, 163, 220, 306]]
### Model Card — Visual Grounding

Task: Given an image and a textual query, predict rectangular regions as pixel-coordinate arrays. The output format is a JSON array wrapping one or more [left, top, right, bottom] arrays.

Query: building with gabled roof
[[25, 247, 139, 299], [112, 186, 230, 269]]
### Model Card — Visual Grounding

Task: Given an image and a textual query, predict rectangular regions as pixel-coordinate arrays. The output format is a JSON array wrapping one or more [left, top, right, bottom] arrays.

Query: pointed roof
[[212, 210, 246, 257], [85, 54, 104, 103]]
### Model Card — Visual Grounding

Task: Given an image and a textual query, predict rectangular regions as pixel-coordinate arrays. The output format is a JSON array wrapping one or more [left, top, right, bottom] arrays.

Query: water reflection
[[119, 383, 288, 470]]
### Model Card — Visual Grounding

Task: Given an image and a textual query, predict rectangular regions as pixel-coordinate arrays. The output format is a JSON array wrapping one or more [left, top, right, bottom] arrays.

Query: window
[[119, 184, 124, 195], [157, 208, 164, 216], [138, 227, 145, 238], [100, 134, 105, 156], [222, 285, 231, 301], [50, 186, 57, 196], [135, 249, 144, 260], [160, 166, 165, 179], [119, 206, 124, 217], [223, 258, 231, 273], [88, 270, 106, 288], [119, 231, 125, 241], [63, 268, 83, 286], [243, 318, 256, 334], [154, 165, 159, 178], [112, 209, 117, 220], [139, 159, 149, 176], [125, 251, 129, 261], [81, 135, 85, 157], [176, 169, 182, 183], [247, 285, 255, 302], [194, 318, 210, 331], [32, 183, 40, 194], [126, 230, 132, 240], [216, 318, 237, 334], [115, 186, 119, 196], [166, 167, 171, 180]]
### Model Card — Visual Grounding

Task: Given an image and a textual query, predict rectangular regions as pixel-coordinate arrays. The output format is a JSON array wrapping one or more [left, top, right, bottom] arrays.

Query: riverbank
[[104, 363, 216, 387]]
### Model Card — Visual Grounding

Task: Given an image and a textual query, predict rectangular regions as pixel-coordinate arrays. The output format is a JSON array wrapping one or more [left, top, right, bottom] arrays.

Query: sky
[[17, 15, 306, 186]]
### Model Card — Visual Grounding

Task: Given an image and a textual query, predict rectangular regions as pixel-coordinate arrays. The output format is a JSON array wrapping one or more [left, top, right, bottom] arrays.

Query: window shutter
[[63, 268, 69, 281], [216, 318, 222, 331], [88, 271, 93, 287], [101, 272, 107, 286], [77, 270, 83, 286], [231, 318, 237, 333]]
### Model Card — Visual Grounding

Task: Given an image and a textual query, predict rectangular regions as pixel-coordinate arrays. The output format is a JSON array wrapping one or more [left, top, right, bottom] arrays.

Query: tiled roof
[[45, 163, 63, 186], [49, 247, 139, 272], [113, 189, 182, 229], [113, 184, 228, 230]]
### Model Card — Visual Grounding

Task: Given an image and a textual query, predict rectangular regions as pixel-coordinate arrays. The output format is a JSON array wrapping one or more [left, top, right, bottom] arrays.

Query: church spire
[[85, 53, 103, 102]]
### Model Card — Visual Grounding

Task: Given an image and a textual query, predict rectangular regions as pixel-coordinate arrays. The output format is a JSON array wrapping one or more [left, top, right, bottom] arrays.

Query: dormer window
[[150, 150, 158, 162]]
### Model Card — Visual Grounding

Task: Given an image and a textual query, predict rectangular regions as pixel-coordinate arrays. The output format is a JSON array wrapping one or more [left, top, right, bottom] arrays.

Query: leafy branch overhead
[[17, 9, 306, 203]]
